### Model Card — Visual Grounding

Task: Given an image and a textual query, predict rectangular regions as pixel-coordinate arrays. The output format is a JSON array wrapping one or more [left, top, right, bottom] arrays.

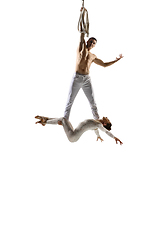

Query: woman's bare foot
[[35, 115, 49, 126]]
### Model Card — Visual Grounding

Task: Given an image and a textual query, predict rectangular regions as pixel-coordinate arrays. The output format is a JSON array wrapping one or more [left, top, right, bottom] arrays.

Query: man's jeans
[[64, 73, 99, 120]]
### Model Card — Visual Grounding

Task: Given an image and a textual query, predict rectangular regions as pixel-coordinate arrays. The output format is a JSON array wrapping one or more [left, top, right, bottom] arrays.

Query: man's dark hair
[[103, 122, 112, 131], [88, 37, 97, 42]]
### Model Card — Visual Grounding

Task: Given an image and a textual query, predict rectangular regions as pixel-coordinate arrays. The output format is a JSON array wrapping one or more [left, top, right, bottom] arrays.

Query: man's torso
[[75, 48, 96, 75]]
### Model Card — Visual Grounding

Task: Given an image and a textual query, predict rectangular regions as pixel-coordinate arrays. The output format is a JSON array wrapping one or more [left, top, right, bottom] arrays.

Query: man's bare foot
[[35, 115, 49, 126]]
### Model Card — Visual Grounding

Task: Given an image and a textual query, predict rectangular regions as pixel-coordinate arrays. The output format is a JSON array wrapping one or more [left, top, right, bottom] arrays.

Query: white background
[[0, 0, 160, 239]]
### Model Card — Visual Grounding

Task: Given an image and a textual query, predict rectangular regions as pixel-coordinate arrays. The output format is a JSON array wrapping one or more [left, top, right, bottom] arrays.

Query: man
[[64, 30, 123, 120], [35, 115, 123, 145]]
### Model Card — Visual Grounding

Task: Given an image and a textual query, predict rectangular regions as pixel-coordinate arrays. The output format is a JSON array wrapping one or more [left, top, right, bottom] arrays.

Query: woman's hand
[[97, 137, 104, 142], [114, 137, 123, 145]]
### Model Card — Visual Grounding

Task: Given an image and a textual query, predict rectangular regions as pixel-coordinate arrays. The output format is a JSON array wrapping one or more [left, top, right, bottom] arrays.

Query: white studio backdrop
[[0, 0, 160, 240]]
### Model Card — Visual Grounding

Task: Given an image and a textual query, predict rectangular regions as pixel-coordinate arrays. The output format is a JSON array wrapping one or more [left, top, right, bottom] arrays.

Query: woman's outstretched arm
[[98, 125, 123, 145]]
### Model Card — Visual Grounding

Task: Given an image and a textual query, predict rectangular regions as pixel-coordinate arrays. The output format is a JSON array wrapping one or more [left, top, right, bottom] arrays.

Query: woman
[[35, 116, 123, 145]]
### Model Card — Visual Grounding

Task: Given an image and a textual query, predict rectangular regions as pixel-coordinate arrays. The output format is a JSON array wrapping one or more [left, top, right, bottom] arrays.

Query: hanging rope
[[77, 0, 89, 37]]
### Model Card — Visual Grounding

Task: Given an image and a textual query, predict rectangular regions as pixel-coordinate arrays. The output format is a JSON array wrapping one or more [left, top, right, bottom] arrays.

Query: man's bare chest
[[79, 51, 95, 62]]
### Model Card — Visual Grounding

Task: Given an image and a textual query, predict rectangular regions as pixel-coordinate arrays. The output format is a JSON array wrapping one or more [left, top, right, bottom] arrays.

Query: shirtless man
[[64, 20, 123, 120], [35, 115, 123, 145]]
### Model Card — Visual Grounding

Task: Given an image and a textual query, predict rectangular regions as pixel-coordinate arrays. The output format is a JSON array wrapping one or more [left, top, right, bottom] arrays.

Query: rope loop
[[77, 0, 89, 37]]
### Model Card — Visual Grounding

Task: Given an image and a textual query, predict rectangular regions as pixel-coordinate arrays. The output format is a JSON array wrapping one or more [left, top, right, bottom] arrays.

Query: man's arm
[[93, 54, 123, 67], [79, 32, 86, 52]]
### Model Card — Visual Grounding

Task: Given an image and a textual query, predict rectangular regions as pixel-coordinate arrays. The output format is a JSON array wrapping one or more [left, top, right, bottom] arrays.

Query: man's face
[[87, 39, 97, 50]]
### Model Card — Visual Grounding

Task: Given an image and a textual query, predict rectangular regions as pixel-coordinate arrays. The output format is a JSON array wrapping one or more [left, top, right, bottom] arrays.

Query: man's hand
[[97, 137, 104, 142], [116, 54, 124, 61], [114, 137, 123, 145], [80, 7, 87, 11]]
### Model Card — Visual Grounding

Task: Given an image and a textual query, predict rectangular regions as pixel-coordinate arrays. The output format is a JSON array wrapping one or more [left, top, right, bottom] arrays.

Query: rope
[[77, 0, 89, 37]]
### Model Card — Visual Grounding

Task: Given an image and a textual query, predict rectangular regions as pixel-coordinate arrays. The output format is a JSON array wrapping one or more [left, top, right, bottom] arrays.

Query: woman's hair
[[103, 122, 112, 131], [100, 117, 112, 131]]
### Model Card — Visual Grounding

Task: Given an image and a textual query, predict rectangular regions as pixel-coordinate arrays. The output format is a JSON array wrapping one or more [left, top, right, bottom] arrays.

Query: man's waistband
[[75, 72, 89, 77]]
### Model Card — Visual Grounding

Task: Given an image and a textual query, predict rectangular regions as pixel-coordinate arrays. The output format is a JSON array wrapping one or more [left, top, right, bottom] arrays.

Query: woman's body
[[35, 116, 123, 145]]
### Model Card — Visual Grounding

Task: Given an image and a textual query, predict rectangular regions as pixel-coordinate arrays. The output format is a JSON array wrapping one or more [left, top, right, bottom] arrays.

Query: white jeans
[[64, 73, 99, 120]]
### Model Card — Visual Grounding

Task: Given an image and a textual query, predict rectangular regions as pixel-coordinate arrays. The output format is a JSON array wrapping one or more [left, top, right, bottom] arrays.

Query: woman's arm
[[98, 124, 123, 145], [94, 129, 104, 142]]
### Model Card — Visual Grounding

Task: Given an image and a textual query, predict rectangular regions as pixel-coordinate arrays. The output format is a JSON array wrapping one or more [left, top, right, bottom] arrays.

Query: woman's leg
[[35, 116, 98, 143], [46, 118, 63, 125], [61, 118, 75, 142], [46, 117, 75, 142], [62, 118, 97, 142]]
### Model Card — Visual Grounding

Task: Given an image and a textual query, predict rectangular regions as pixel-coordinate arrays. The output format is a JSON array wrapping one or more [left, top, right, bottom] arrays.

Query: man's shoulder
[[89, 52, 97, 59]]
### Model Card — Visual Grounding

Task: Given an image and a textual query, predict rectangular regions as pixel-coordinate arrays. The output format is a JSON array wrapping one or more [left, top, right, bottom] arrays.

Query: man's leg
[[64, 74, 82, 120], [82, 76, 99, 120]]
